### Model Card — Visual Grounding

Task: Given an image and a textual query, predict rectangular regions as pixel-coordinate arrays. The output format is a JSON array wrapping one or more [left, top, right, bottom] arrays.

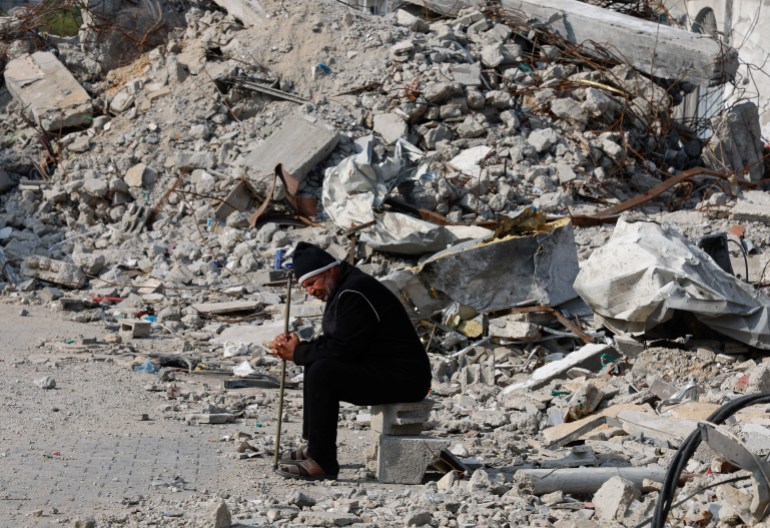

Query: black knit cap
[[292, 242, 340, 284]]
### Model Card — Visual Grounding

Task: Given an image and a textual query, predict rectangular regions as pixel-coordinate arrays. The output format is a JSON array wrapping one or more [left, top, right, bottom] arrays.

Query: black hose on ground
[[652, 392, 770, 528]]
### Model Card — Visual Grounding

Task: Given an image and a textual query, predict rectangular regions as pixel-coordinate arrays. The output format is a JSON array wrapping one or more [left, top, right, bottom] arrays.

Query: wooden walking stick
[[273, 272, 293, 470]]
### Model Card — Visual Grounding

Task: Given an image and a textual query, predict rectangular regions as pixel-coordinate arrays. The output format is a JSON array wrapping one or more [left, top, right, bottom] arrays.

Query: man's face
[[301, 270, 336, 301]]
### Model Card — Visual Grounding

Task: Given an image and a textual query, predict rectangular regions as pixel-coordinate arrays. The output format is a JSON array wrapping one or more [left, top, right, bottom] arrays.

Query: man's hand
[[271, 332, 299, 362]]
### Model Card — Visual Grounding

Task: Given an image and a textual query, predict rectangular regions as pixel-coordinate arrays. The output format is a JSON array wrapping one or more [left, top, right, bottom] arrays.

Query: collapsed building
[[2, 0, 770, 526]]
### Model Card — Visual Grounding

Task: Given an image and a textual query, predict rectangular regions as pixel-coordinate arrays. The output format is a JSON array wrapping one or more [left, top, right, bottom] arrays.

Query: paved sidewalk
[[0, 302, 263, 526], [2, 426, 235, 524]]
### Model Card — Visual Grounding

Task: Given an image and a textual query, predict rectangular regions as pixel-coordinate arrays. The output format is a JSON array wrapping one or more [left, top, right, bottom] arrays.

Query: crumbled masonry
[[2, 0, 770, 526]]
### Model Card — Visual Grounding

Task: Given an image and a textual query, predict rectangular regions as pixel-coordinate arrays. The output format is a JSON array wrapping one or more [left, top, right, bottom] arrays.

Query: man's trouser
[[302, 358, 428, 475]]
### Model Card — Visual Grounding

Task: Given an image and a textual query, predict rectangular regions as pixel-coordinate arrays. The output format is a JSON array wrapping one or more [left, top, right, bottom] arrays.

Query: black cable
[[726, 237, 749, 282], [635, 475, 750, 528], [652, 393, 770, 527], [759, 260, 770, 285]]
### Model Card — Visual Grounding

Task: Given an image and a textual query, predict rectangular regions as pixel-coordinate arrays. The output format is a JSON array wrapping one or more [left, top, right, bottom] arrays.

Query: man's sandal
[[275, 457, 337, 481], [279, 445, 309, 465]]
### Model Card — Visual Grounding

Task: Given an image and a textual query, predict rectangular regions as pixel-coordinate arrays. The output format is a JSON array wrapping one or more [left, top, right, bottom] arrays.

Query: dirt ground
[[0, 299, 427, 527]]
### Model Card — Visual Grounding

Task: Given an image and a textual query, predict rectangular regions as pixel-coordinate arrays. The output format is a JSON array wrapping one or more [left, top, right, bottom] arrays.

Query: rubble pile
[[3, 0, 770, 527]]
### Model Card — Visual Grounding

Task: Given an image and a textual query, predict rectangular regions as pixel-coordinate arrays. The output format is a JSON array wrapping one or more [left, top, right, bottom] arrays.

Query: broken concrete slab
[[542, 402, 646, 447], [187, 413, 236, 424], [407, 0, 737, 86], [418, 217, 579, 312], [241, 115, 339, 183], [191, 301, 261, 316], [617, 410, 699, 443], [448, 62, 482, 86], [212, 321, 286, 350], [20, 256, 86, 289], [665, 402, 720, 421], [730, 190, 770, 223], [4, 52, 94, 132], [487, 316, 542, 341]]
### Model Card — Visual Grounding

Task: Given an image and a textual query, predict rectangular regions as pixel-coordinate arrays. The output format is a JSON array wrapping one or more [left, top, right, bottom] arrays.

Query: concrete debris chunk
[[731, 190, 770, 223], [564, 381, 604, 422], [20, 256, 86, 289], [408, 0, 739, 86], [503, 343, 618, 395], [120, 319, 152, 339], [187, 413, 236, 424], [241, 116, 339, 184], [592, 475, 641, 522], [124, 163, 152, 188], [419, 216, 580, 312], [209, 499, 232, 528], [373, 435, 449, 484], [73, 517, 96, 528], [35, 376, 56, 390], [488, 315, 542, 341], [4, 52, 94, 132], [373, 112, 408, 144], [396, 9, 429, 32], [296, 511, 362, 526], [704, 101, 765, 182], [191, 301, 260, 315], [617, 410, 699, 443], [371, 399, 433, 435], [449, 62, 482, 86]]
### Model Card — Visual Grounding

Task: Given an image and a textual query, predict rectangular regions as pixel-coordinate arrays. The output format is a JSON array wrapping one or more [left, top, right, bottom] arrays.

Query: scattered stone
[[73, 517, 96, 528], [124, 163, 151, 188], [406, 511, 433, 526], [209, 500, 231, 528], [35, 377, 56, 390]]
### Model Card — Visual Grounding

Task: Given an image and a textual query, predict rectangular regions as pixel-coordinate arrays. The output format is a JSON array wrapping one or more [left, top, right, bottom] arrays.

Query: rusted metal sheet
[[571, 167, 731, 226]]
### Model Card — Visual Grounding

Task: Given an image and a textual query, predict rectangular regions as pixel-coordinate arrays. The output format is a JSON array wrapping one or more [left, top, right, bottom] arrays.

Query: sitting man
[[271, 242, 432, 481]]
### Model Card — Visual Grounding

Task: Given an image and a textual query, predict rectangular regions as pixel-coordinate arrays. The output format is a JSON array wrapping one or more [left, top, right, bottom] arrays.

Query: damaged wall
[[665, 0, 770, 138]]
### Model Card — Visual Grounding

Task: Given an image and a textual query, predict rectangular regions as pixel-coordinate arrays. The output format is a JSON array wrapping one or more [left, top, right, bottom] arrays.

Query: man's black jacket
[[293, 263, 431, 389]]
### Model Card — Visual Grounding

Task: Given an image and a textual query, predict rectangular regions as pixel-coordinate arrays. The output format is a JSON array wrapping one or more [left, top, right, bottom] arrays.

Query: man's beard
[[318, 275, 336, 301]]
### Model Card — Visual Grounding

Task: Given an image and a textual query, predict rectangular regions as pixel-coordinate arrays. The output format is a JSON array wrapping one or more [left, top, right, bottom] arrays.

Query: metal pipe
[[518, 467, 669, 495]]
